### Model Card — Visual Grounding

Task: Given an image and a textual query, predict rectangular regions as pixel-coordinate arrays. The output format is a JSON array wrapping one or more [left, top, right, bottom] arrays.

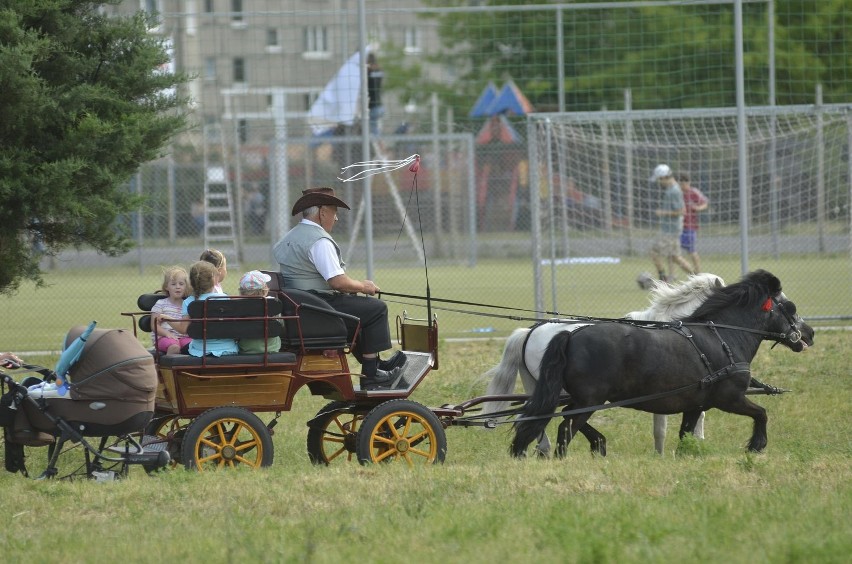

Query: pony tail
[[511, 330, 572, 457]]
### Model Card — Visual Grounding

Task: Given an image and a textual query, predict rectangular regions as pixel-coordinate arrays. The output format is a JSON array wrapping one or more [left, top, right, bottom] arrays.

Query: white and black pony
[[483, 273, 725, 455], [511, 270, 813, 457]]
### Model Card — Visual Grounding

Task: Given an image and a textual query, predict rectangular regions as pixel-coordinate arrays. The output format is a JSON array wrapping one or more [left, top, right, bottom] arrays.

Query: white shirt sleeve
[[309, 237, 345, 281]]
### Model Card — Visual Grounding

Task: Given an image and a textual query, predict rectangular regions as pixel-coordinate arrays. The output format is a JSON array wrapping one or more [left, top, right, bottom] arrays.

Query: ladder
[[202, 123, 240, 267]]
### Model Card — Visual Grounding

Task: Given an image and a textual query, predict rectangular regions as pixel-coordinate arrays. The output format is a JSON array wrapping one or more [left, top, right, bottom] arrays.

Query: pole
[[815, 84, 825, 253], [734, 0, 749, 276], [624, 89, 635, 256], [431, 92, 444, 257], [556, 7, 565, 113], [768, 0, 779, 258], [357, 0, 374, 278], [529, 117, 543, 315]]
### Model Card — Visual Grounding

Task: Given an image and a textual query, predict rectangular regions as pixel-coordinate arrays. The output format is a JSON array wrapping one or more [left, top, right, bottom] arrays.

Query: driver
[[272, 187, 404, 390]]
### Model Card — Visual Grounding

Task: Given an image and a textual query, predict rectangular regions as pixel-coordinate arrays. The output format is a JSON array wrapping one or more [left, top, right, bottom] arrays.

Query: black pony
[[511, 270, 813, 457]]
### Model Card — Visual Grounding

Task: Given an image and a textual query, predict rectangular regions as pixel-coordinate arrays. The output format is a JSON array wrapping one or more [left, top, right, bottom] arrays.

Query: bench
[[133, 287, 353, 367]]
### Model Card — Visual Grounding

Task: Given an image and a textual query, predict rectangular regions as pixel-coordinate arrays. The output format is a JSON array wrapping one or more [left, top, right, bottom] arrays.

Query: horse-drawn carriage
[[0, 269, 812, 479], [0, 270, 445, 478]]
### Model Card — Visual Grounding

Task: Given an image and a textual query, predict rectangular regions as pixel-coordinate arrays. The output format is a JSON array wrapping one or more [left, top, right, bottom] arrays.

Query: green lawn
[[0, 333, 849, 562]]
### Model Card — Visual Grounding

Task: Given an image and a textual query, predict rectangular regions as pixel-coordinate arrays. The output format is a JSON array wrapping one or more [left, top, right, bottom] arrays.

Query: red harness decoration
[[762, 298, 773, 312]]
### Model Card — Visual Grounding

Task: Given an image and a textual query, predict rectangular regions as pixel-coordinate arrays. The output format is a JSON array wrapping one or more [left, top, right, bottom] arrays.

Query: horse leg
[[678, 409, 704, 440], [554, 411, 595, 458], [693, 411, 706, 439], [719, 396, 768, 452], [533, 430, 552, 458], [577, 422, 607, 457], [653, 414, 667, 455]]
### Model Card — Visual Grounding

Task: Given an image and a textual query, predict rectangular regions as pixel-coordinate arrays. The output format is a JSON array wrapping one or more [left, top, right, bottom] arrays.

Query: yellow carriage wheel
[[356, 400, 447, 466], [181, 407, 274, 471], [306, 401, 366, 465]]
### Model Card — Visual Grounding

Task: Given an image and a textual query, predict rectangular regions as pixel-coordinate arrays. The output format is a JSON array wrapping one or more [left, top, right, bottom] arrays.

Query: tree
[[418, 0, 849, 120], [0, 0, 188, 293]]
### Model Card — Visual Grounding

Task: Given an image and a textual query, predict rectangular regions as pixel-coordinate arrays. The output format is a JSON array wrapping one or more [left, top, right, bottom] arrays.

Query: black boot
[[378, 350, 406, 371], [360, 358, 402, 390]]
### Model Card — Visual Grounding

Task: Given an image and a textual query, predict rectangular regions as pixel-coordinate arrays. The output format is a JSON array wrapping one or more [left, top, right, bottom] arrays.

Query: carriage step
[[104, 436, 168, 455]]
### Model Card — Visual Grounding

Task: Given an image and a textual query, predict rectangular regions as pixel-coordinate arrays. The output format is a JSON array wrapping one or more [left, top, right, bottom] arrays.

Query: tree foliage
[[416, 0, 849, 118], [0, 0, 188, 293]]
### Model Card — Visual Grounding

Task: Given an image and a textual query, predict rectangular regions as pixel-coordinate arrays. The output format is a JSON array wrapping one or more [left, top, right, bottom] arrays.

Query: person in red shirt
[[678, 173, 709, 273]]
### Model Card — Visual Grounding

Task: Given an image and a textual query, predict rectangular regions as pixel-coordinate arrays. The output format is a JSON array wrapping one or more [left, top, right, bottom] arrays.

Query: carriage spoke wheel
[[356, 400, 446, 466], [181, 407, 273, 471], [307, 401, 364, 465]]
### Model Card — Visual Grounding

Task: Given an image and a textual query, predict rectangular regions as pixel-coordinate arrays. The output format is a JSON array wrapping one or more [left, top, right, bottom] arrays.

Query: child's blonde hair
[[160, 266, 190, 295], [239, 286, 268, 297], [189, 261, 219, 297]]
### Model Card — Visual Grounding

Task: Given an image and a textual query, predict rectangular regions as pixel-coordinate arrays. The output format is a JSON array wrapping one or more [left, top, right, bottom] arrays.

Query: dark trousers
[[320, 294, 391, 363]]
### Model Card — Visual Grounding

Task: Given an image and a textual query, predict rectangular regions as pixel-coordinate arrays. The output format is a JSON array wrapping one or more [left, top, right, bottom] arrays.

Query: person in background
[[171, 261, 238, 357], [237, 270, 282, 355], [150, 266, 192, 355], [678, 172, 709, 273], [367, 52, 385, 138], [649, 164, 694, 282], [272, 187, 405, 390], [199, 248, 228, 293]]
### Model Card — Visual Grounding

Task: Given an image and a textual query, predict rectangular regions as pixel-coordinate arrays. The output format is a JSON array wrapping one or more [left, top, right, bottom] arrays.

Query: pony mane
[[683, 269, 781, 321], [626, 273, 724, 321]]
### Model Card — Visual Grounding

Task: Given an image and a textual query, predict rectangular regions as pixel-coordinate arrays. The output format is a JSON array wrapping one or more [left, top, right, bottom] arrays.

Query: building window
[[265, 28, 282, 53], [404, 27, 421, 54], [267, 28, 279, 47], [231, 0, 243, 21], [185, 0, 197, 36], [233, 57, 245, 83], [141, 0, 162, 31], [204, 57, 216, 81], [303, 26, 328, 54], [204, 0, 213, 13], [237, 119, 248, 144]]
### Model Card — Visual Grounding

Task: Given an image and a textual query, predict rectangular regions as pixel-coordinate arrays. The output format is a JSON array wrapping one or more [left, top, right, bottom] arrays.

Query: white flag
[[308, 51, 362, 136]]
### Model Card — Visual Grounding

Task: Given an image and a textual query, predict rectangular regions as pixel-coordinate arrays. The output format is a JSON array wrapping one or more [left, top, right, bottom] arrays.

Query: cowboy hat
[[291, 187, 351, 216]]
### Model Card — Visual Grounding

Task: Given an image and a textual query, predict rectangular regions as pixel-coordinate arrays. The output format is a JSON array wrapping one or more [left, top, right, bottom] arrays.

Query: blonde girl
[[150, 266, 192, 355]]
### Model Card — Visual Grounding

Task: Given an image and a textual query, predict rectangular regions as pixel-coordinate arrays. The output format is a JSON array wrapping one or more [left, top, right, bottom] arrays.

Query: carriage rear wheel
[[181, 407, 273, 471], [306, 401, 365, 465], [356, 400, 446, 466]]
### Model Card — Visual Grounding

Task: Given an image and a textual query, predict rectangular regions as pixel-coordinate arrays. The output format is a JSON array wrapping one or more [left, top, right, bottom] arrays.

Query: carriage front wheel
[[307, 401, 365, 465], [356, 400, 447, 466], [181, 407, 274, 471]]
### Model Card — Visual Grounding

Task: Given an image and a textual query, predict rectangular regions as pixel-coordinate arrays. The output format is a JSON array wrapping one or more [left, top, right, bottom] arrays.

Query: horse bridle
[[771, 296, 803, 345]]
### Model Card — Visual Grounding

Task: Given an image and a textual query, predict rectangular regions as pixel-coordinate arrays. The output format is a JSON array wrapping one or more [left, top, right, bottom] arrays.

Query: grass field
[[0, 332, 849, 562], [0, 255, 849, 561], [1, 253, 849, 352]]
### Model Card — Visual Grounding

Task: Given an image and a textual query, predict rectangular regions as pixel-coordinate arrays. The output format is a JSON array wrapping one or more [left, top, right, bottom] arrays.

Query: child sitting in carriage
[[150, 266, 192, 355], [170, 261, 239, 357], [236, 270, 282, 354]]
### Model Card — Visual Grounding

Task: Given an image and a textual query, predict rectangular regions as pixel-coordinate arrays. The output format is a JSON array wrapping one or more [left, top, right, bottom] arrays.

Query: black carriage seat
[[136, 292, 166, 333], [260, 271, 352, 351], [158, 296, 296, 367]]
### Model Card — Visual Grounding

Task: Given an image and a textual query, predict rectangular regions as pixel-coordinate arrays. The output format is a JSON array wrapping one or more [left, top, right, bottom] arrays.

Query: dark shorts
[[680, 229, 698, 253]]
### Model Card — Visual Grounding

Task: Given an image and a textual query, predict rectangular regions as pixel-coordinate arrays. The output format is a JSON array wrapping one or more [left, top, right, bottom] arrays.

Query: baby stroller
[[0, 325, 170, 479]]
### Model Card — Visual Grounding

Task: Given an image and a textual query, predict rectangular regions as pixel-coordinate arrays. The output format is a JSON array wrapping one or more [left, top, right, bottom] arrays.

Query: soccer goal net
[[527, 104, 851, 316]]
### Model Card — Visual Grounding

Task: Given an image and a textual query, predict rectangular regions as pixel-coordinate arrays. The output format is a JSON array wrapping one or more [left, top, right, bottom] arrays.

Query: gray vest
[[273, 222, 343, 292]]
